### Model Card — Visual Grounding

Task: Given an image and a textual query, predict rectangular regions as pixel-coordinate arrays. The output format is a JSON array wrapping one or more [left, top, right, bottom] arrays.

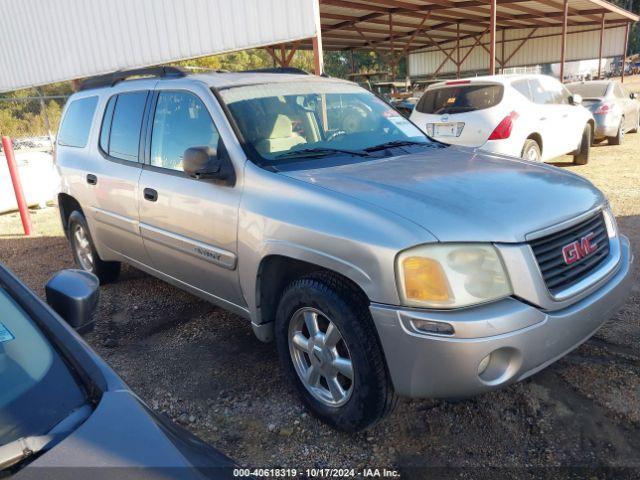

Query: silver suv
[[56, 67, 634, 431]]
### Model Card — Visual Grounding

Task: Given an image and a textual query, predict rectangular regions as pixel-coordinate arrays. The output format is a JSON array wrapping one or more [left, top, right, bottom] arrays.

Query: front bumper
[[371, 236, 634, 398]]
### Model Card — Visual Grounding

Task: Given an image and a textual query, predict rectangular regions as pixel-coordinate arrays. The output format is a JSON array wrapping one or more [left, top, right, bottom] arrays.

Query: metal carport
[[297, 0, 638, 82]]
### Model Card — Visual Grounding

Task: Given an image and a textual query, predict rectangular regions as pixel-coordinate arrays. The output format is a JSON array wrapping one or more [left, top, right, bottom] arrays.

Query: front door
[[137, 89, 244, 308]]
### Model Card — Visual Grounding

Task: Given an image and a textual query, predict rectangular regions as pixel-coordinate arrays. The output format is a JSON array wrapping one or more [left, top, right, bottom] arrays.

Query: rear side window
[[57, 96, 98, 148], [102, 92, 148, 162], [415, 84, 504, 115], [511, 80, 532, 101]]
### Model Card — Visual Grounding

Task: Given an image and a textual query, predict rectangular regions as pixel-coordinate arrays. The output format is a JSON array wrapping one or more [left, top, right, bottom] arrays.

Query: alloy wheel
[[73, 224, 94, 271], [288, 307, 354, 407]]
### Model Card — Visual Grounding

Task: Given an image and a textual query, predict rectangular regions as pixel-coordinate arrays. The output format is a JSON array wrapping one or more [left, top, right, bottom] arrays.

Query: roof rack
[[79, 66, 188, 91], [243, 67, 309, 75]]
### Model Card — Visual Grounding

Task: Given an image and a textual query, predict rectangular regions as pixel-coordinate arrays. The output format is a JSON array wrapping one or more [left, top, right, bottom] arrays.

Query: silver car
[[55, 67, 634, 431], [567, 80, 640, 145]]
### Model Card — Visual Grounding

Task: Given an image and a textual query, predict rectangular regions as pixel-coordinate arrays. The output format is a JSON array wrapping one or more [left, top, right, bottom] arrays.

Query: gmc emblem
[[562, 232, 598, 265]]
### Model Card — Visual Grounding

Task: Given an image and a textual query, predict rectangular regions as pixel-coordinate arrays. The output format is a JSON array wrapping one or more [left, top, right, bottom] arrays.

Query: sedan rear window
[[415, 84, 504, 115], [567, 83, 609, 99]]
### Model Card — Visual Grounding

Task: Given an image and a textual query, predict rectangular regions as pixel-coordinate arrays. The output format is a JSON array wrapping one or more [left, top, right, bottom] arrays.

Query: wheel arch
[[253, 254, 372, 342], [57, 193, 83, 240]]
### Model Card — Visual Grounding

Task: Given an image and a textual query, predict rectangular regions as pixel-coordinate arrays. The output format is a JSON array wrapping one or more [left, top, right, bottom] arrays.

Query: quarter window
[[57, 96, 98, 148], [150, 91, 220, 172], [106, 92, 148, 162]]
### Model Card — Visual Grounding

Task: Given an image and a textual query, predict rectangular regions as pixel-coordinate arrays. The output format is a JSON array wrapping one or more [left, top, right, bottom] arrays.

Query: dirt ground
[[1, 110, 640, 477]]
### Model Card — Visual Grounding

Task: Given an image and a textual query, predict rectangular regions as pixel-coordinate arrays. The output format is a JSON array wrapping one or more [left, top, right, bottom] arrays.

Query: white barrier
[[0, 151, 59, 214]]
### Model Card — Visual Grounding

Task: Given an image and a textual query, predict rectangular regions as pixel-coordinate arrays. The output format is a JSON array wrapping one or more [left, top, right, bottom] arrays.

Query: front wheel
[[573, 124, 591, 165], [68, 211, 120, 284], [275, 272, 397, 432]]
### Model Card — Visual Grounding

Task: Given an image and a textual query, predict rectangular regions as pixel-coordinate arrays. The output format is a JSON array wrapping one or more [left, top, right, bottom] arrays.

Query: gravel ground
[[1, 110, 640, 476]]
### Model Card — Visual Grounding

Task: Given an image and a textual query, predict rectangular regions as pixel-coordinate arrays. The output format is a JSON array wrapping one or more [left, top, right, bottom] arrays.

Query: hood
[[280, 147, 605, 243], [24, 391, 234, 479]]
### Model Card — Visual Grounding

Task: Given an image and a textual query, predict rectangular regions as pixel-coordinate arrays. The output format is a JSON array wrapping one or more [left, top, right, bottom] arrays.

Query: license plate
[[433, 122, 460, 137]]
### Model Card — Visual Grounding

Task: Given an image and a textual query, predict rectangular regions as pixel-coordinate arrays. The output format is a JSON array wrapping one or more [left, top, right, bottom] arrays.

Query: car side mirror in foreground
[[631, 92, 638, 100], [569, 94, 583, 106], [183, 146, 232, 183], [45, 270, 99, 334]]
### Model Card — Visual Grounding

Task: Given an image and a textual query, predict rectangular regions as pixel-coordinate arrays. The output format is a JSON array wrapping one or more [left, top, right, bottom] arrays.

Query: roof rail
[[243, 67, 309, 75], [79, 66, 188, 91]]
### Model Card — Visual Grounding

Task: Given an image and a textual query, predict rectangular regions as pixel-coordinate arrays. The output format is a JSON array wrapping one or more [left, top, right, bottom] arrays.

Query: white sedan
[[409, 74, 595, 164]]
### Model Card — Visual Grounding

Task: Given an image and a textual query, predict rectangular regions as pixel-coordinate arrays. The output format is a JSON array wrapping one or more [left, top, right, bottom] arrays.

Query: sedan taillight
[[594, 103, 612, 114], [488, 111, 519, 140]]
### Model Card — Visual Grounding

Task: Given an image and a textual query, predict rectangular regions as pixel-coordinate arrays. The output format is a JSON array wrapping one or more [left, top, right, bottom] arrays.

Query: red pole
[[2, 136, 33, 236]]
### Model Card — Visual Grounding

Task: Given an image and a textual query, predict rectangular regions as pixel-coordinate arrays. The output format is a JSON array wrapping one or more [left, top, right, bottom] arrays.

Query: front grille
[[529, 212, 610, 294]]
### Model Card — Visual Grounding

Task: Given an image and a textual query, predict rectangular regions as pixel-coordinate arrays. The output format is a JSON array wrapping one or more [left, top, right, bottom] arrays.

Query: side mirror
[[631, 92, 638, 100], [45, 270, 99, 334], [569, 94, 583, 106], [183, 146, 230, 181]]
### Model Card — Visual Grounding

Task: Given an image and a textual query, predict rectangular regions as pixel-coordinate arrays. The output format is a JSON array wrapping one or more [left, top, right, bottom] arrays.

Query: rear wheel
[[275, 272, 396, 432], [607, 118, 624, 145], [630, 112, 639, 133], [68, 211, 120, 284], [573, 124, 591, 165], [521, 139, 542, 162]]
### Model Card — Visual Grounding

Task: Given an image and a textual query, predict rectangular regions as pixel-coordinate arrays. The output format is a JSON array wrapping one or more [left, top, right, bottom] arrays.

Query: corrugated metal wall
[[0, 0, 318, 92], [409, 25, 626, 77]]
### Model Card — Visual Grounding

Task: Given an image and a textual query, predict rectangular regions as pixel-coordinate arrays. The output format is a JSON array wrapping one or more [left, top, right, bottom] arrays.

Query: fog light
[[478, 354, 491, 375], [411, 319, 454, 335]]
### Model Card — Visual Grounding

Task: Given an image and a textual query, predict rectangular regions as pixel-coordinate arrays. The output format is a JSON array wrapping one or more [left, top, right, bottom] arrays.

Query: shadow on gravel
[[0, 214, 638, 471]]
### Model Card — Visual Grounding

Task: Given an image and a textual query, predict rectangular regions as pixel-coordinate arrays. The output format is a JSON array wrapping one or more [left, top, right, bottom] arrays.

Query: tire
[[68, 210, 120, 284], [521, 139, 542, 162], [275, 272, 397, 432], [573, 124, 591, 165], [607, 118, 624, 145], [630, 112, 639, 134]]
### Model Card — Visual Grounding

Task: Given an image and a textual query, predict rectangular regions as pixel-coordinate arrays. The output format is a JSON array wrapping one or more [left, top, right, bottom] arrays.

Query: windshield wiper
[[364, 140, 429, 153], [0, 404, 92, 471], [273, 147, 371, 160]]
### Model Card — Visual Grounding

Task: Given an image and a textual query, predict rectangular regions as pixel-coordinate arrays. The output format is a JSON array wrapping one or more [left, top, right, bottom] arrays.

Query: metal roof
[[301, 0, 638, 52], [0, 0, 319, 93]]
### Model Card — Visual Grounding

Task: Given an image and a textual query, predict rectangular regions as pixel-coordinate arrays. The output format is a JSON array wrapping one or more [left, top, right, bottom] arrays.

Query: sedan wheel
[[288, 307, 354, 407]]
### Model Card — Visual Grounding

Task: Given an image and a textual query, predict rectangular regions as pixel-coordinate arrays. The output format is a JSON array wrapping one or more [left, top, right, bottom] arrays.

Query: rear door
[[85, 90, 151, 264], [411, 82, 505, 147], [137, 88, 244, 308], [528, 77, 572, 159]]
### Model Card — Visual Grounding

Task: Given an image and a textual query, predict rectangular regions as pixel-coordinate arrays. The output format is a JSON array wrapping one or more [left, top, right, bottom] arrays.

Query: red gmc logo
[[562, 232, 598, 265]]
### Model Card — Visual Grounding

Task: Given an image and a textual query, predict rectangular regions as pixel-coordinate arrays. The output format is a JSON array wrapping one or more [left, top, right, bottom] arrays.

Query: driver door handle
[[143, 188, 158, 202]]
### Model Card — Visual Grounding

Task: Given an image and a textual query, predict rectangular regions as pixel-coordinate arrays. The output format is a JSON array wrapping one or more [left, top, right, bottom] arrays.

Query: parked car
[[55, 67, 633, 432], [0, 262, 235, 478], [409, 74, 594, 164], [566, 80, 639, 145]]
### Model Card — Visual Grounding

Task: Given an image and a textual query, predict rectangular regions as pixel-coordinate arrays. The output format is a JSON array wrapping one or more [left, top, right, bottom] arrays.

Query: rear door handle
[[143, 188, 158, 202], [86, 174, 97, 185]]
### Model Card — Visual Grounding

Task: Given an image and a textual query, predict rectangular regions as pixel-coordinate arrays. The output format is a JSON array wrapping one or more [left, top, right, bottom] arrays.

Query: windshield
[[0, 288, 86, 447], [566, 82, 609, 99], [219, 81, 431, 166]]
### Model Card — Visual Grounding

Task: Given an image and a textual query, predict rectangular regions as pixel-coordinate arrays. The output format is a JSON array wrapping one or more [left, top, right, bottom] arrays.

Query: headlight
[[396, 243, 512, 308]]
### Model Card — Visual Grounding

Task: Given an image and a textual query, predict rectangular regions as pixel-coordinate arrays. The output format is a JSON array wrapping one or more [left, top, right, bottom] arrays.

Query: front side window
[[107, 91, 148, 162], [532, 77, 569, 105], [150, 91, 220, 171], [220, 81, 430, 167], [58, 96, 98, 148], [0, 288, 85, 447]]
